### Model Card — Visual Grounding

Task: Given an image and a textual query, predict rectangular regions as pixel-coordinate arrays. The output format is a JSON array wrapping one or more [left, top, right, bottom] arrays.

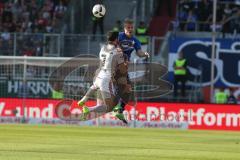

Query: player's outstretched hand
[[145, 52, 150, 58]]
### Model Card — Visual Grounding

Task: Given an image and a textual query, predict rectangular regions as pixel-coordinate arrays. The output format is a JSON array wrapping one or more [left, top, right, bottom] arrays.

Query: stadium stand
[[0, 0, 69, 56], [0, 0, 69, 33], [176, 0, 240, 35]]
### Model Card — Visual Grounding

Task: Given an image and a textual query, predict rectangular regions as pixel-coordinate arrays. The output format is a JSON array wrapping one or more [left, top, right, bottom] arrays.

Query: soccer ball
[[92, 4, 106, 18]]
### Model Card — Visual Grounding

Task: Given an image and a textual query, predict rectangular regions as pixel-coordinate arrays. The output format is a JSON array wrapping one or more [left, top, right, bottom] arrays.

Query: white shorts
[[93, 77, 115, 98]]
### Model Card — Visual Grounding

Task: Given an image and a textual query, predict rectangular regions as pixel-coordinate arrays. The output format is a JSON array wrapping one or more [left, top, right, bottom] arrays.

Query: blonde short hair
[[124, 18, 133, 27]]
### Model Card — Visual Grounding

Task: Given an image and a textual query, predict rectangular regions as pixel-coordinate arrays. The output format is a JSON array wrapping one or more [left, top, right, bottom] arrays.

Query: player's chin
[[127, 32, 133, 37]]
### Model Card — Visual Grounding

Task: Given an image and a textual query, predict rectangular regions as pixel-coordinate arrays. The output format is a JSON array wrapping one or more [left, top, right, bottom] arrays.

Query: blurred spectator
[[197, 0, 211, 31], [0, 0, 69, 34], [214, 88, 228, 104], [92, 15, 104, 40], [0, 28, 11, 55], [177, 0, 240, 34], [227, 89, 237, 104], [26, 66, 36, 77], [136, 21, 148, 45], [134, 21, 149, 63], [91, 0, 105, 40], [0, 1, 4, 16], [18, 80, 30, 98], [2, 3, 13, 24], [184, 9, 197, 31], [54, 0, 67, 19], [222, 3, 233, 36], [112, 20, 122, 32], [52, 82, 64, 99], [221, 6, 240, 37], [22, 46, 34, 56], [173, 51, 188, 97], [0, 0, 69, 56], [1, 28, 10, 41], [205, 3, 224, 32], [178, 5, 188, 30]]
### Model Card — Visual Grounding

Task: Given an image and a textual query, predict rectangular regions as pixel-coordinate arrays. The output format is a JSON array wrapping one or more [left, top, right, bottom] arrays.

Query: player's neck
[[125, 32, 133, 38], [106, 43, 116, 50]]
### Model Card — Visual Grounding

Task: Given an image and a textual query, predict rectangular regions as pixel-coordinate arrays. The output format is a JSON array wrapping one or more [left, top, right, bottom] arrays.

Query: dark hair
[[107, 31, 119, 42]]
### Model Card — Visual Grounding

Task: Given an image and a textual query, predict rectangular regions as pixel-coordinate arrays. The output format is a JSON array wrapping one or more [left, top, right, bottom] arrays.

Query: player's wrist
[[144, 52, 150, 57]]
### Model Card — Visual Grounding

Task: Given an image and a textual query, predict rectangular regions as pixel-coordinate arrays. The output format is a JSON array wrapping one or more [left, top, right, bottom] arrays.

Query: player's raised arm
[[133, 35, 150, 58], [136, 49, 150, 58]]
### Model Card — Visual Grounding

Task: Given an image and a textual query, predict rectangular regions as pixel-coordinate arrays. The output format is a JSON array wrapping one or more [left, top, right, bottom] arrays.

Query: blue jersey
[[118, 32, 141, 60]]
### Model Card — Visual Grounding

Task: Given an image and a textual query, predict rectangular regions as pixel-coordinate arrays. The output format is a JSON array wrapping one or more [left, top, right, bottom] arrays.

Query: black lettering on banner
[[219, 51, 240, 84], [181, 43, 218, 84], [177, 41, 240, 86]]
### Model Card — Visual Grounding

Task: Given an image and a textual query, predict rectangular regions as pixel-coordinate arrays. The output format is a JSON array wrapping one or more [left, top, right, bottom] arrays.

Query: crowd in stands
[[177, 0, 240, 35], [0, 0, 69, 56]]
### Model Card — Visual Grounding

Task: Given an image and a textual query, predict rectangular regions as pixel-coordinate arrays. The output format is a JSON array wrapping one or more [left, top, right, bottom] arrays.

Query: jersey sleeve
[[134, 37, 141, 51]]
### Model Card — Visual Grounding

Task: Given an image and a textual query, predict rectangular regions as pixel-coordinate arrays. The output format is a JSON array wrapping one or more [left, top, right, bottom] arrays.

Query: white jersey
[[92, 44, 124, 95], [97, 44, 124, 79]]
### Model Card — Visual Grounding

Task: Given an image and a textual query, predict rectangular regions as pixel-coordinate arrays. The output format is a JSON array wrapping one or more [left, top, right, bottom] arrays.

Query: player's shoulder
[[112, 48, 123, 58], [132, 36, 141, 46], [118, 32, 125, 36], [132, 35, 140, 41], [113, 48, 123, 55], [118, 32, 125, 39], [100, 43, 107, 50]]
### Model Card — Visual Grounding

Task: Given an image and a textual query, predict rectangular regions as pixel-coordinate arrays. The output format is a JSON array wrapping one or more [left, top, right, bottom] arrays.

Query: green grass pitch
[[0, 124, 240, 160]]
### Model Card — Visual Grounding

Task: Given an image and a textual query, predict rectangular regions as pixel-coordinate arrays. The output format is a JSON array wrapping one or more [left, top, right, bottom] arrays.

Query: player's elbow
[[136, 50, 145, 57]]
